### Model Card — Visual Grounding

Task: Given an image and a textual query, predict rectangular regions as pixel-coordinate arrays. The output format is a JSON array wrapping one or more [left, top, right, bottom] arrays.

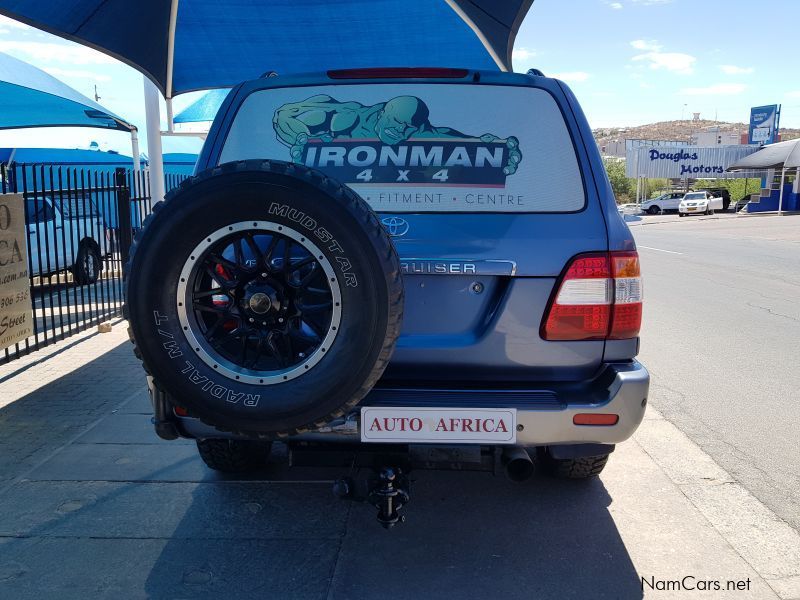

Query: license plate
[[360, 407, 517, 444], [687, 207, 696, 211]]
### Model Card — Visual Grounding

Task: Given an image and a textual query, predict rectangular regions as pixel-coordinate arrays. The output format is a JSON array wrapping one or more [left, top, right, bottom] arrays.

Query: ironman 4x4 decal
[[273, 94, 522, 187]]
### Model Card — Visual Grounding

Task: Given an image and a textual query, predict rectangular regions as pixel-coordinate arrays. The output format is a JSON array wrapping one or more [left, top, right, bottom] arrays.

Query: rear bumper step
[[166, 360, 649, 446]]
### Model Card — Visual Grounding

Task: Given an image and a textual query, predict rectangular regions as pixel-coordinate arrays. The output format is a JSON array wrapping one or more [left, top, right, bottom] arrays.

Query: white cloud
[[0, 40, 115, 65], [680, 83, 747, 96], [551, 71, 590, 83], [633, 51, 696, 74], [42, 67, 112, 83], [0, 15, 31, 30], [785, 90, 800, 98], [720, 65, 754, 75], [609, 2, 623, 9], [630, 39, 663, 52], [512, 47, 536, 62]]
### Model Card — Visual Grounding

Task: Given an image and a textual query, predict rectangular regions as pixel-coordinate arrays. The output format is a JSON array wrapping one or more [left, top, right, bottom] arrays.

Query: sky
[[0, 0, 798, 156]]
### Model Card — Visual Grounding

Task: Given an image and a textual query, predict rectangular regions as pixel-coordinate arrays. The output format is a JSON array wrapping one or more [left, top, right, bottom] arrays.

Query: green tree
[[603, 158, 633, 202]]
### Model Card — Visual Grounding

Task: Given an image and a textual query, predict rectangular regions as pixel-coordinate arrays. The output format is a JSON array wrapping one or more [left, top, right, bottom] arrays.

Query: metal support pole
[[778, 166, 786, 215], [143, 76, 166, 203], [115, 168, 133, 273], [130, 129, 141, 173], [166, 98, 174, 134]]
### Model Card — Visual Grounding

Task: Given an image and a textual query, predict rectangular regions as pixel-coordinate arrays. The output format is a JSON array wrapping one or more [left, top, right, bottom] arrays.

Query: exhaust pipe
[[501, 447, 535, 482]]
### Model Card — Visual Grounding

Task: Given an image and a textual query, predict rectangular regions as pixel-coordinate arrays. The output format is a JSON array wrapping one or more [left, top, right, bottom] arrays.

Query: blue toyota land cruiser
[[126, 67, 648, 527]]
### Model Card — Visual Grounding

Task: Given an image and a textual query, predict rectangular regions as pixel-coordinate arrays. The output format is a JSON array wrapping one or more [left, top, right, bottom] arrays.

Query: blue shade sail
[[0, 0, 533, 98], [0, 52, 133, 131], [174, 89, 230, 123]]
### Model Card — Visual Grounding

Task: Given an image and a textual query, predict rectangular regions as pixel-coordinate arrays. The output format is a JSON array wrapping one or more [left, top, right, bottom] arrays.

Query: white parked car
[[640, 192, 684, 215], [678, 191, 724, 217], [25, 193, 110, 283]]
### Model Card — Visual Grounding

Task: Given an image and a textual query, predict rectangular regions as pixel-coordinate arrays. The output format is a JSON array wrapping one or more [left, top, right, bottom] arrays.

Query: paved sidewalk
[[1, 325, 799, 599]]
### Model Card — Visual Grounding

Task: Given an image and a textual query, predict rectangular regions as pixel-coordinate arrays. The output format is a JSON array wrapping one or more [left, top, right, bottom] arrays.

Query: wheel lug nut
[[278, 317, 284, 323], [248, 317, 254, 323], [261, 272, 268, 278], [262, 321, 267, 326]]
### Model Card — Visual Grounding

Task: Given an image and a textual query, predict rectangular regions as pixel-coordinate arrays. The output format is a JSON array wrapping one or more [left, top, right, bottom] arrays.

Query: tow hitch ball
[[333, 467, 410, 529]]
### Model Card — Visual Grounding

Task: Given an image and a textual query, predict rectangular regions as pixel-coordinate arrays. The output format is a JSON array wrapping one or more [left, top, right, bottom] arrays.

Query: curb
[[635, 408, 800, 599]]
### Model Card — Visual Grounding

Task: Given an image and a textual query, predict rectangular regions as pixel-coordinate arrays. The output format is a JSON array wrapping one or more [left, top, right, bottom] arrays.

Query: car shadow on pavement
[[141, 459, 643, 600], [0, 342, 642, 599]]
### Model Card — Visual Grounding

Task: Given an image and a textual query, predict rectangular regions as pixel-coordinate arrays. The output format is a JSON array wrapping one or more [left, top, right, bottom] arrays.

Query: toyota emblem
[[381, 216, 410, 237]]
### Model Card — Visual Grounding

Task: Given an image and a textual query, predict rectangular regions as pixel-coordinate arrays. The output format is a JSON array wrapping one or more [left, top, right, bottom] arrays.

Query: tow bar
[[333, 467, 411, 529], [290, 442, 494, 529]]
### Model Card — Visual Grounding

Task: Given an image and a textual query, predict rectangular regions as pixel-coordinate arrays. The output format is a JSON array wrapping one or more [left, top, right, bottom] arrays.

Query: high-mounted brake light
[[327, 67, 469, 80], [542, 251, 642, 341]]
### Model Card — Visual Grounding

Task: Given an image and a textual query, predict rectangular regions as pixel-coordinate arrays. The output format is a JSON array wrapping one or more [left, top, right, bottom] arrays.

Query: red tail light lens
[[327, 67, 469, 79], [542, 251, 642, 341]]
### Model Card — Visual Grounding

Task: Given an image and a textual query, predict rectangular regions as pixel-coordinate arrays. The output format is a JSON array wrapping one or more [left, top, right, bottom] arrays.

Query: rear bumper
[[513, 360, 648, 445], [168, 360, 650, 447]]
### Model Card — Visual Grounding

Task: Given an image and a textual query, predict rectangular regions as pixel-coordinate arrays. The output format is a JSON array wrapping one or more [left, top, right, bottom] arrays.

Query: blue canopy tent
[[0, 0, 533, 199], [174, 89, 230, 124], [0, 52, 140, 169]]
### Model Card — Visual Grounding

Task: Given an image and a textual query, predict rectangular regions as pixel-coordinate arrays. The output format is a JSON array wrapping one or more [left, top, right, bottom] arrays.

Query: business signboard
[[625, 145, 760, 179], [748, 105, 780, 145], [0, 193, 33, 350]]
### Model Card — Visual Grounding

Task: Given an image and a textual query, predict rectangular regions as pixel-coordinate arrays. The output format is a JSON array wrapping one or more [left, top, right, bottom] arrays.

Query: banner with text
[[748, 105, 779, 145], [0, 193, 33, 350], [626, 145, 760, 179]]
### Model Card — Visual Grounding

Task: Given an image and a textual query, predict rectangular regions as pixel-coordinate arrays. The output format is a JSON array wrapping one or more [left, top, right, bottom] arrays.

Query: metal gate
[[0, 163, 186, 364]]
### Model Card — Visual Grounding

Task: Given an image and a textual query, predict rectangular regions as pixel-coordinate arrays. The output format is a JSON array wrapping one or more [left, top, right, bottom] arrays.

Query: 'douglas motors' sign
[[0, 193, 33, 350], [626, 145, 760, 179]]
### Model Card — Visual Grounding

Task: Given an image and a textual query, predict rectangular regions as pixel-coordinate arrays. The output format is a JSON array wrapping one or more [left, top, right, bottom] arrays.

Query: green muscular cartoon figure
[[273, 95, 522, 174]]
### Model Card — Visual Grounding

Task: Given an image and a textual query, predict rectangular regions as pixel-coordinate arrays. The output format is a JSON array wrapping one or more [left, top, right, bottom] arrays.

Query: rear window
[[684, 192, 705, 200], [219, 83, 585, 213], [59, 195, 100, 218], [25, 197, 55, 224]]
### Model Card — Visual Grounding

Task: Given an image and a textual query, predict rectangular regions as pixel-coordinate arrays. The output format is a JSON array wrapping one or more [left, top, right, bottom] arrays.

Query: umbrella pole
[[143, 76, 166, 203]]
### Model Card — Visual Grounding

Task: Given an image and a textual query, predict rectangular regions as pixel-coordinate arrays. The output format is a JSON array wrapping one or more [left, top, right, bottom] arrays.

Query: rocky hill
[[594, 119, 800, 147]]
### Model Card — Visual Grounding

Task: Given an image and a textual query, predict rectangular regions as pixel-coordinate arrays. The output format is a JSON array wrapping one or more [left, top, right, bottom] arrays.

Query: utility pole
[[94, 84, 100, 102]]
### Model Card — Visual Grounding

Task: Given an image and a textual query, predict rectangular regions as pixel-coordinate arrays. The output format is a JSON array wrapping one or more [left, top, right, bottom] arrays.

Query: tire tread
[[548, 454, 610, 479], [125, 160, 403, 438]]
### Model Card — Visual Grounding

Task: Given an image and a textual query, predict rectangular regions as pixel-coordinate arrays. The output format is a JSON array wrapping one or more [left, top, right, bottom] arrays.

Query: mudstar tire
[[125, 160, 403, 436]]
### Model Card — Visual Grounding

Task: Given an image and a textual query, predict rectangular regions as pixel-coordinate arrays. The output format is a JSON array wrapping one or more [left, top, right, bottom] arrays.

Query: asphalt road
[[632, 214, 800, 531]]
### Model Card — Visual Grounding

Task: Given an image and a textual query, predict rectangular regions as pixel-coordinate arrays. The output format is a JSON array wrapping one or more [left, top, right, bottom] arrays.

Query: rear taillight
[[327, 67, 469, 79], [542, 251, 642, 341]]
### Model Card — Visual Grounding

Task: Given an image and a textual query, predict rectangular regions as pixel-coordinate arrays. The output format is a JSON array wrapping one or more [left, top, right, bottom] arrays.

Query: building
[[691, 129, 742, 146]]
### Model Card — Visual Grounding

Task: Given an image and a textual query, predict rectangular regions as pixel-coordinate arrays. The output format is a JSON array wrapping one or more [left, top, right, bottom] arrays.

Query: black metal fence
[[1, 163, 187, 364]]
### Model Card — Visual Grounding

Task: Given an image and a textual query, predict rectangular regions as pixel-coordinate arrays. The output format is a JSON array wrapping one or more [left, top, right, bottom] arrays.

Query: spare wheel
[[125, 160, 403, 436]]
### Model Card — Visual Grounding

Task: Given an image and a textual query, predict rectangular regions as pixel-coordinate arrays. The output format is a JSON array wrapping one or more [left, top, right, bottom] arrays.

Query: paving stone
[[0, 537, 338, 600], [0, 480, 348, 540]]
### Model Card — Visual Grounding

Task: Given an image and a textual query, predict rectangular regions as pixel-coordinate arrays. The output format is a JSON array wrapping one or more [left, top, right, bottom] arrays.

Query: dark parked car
[[697, 187, 731, 211]]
